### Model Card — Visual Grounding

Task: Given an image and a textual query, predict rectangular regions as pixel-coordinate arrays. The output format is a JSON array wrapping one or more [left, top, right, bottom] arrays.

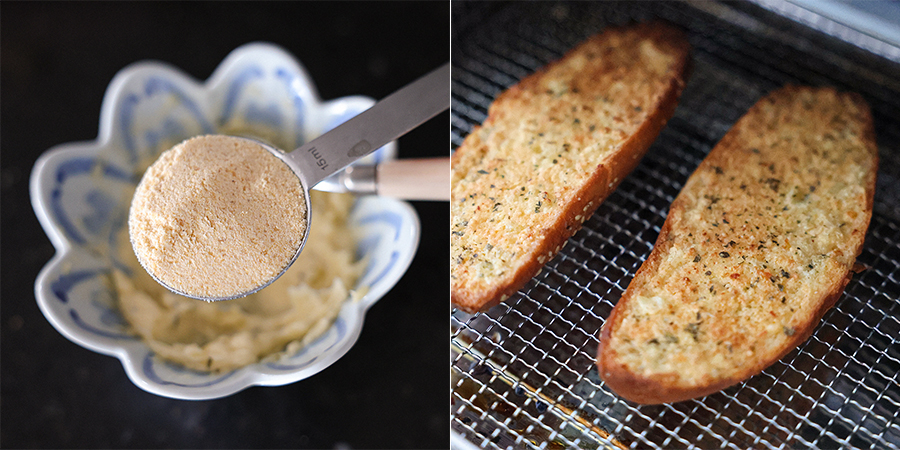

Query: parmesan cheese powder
[[128, 135, 308, 299]]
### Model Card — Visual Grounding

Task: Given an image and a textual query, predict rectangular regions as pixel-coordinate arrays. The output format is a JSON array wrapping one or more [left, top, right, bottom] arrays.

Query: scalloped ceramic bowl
[[30, 42, 420, 400]]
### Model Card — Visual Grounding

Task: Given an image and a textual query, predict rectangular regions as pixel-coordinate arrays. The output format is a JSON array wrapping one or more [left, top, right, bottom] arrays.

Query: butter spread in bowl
[[117, 188, 363, 373]]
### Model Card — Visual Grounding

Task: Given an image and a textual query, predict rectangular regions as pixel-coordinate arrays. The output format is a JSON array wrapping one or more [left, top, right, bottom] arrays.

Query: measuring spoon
[[129, 63, 449, 301]]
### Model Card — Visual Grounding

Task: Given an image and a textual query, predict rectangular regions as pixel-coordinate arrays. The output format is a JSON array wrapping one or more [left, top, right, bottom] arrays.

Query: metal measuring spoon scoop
[[128, 63, 449, 301]]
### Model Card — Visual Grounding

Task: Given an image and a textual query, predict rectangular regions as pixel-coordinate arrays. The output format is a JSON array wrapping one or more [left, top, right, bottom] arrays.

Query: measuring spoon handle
[[317, 157, 449, 201], [377, 157, 448, 201], [287, 63, 450, 187]]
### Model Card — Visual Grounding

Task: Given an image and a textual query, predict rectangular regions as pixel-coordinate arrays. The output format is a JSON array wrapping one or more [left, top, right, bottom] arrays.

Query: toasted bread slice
[[597, 86, 878, 404], [451, 22, 690, 313]]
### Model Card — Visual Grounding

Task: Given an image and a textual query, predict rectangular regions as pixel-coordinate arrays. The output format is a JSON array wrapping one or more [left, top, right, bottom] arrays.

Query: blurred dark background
[[1, 2, 448, 449]]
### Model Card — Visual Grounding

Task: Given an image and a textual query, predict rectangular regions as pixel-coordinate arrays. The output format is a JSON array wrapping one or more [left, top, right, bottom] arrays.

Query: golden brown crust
[[597, 86, 878, 404], [597, 260, 855, 405], [451, 21, 691, 313]]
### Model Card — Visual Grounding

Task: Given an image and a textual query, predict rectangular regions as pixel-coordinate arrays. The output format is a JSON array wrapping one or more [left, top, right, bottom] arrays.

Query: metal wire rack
[[450, 2, 900, 449]]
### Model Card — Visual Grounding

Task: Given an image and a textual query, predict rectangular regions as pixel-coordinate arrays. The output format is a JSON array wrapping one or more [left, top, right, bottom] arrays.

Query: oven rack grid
[[450, 2, 900, 449]]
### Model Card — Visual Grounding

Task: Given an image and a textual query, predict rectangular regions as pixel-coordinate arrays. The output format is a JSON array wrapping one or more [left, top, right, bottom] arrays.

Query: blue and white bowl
[[29, 42, 420, 400]]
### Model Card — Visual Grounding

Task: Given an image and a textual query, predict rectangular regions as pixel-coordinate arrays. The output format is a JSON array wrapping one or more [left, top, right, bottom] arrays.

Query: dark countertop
[[0, 2, 448, 449]]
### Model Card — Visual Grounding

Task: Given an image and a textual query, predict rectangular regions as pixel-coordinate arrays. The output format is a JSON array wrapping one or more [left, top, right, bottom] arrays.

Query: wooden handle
[[376, 157, 449, 201]]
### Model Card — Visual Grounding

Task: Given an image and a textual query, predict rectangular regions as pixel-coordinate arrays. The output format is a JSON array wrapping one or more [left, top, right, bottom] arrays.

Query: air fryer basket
[[450, 2, 900, 449]]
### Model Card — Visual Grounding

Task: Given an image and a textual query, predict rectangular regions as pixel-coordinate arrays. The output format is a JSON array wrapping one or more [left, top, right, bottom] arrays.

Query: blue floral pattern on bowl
[[30, 42, 418, 400]]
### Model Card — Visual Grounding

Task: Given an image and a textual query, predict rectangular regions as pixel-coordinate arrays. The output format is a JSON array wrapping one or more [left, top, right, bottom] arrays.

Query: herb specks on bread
[[597, 86, 878, 404], [451, 22, 690, 313]]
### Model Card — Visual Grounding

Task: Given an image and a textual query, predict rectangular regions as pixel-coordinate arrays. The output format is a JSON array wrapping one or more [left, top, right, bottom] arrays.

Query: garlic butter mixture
[[129, 135, 309, 299], [117, 161, 365, 372]]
